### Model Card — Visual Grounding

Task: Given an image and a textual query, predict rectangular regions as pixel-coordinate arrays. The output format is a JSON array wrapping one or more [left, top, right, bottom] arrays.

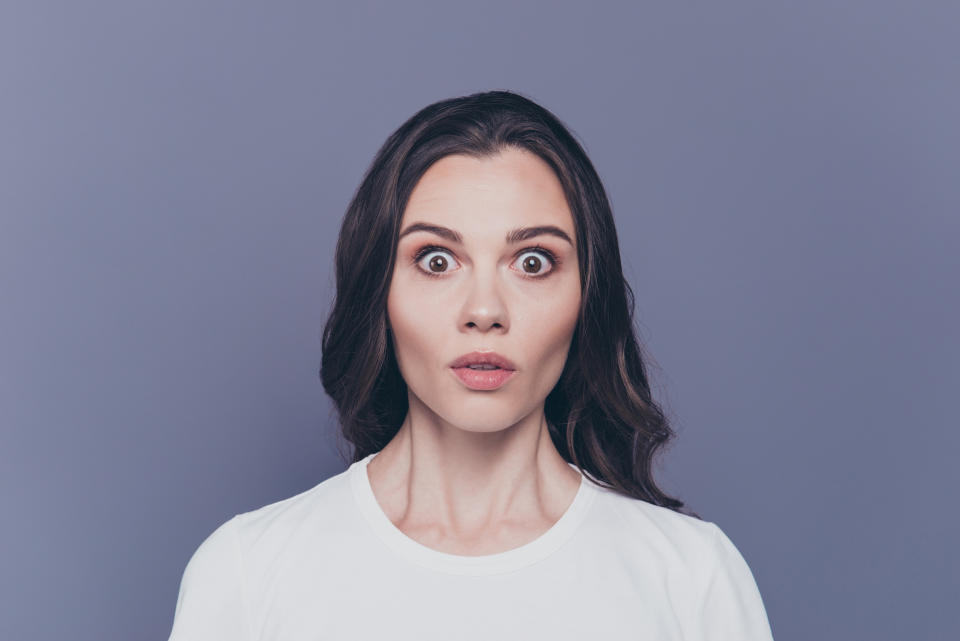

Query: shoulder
[[176, 464, 357, 606], [580, 481, 757, 594], [183, 463, 354, 572], [587, 482, 723, 567], [586, 485, 774, 638], [230, 464, 355, 547]]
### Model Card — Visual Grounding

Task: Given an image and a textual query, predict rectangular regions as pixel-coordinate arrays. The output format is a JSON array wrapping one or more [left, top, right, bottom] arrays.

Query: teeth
[[467, 364, 499, 370]]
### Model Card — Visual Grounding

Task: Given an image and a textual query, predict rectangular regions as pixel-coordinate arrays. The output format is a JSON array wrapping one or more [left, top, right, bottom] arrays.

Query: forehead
[[402, 148, 575, 238]]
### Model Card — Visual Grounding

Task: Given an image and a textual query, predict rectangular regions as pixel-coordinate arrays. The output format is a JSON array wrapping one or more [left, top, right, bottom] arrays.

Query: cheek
[[522, 282, 581, 366], [543, 277, 581, 331], [386, 277, 444, 373]]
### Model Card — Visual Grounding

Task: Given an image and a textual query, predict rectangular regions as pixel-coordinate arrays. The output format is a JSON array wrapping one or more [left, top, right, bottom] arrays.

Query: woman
[[167, 90, 775, 640]]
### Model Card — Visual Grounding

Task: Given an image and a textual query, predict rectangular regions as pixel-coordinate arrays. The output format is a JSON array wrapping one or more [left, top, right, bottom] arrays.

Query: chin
[[440, 418, 519, 435], [407, 391, 521, 433], [439, 398, 540, 434]]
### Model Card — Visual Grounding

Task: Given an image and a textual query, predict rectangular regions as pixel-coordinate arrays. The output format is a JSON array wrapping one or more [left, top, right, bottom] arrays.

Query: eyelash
[[410, 244, 561, 280]]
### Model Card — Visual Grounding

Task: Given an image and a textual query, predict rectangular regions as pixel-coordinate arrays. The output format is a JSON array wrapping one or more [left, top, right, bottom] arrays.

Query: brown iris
[[521, 255, 542, 273]]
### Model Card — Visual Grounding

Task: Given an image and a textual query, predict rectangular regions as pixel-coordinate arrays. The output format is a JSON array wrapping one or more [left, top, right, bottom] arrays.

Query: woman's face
[[387, 147, 581, 433]]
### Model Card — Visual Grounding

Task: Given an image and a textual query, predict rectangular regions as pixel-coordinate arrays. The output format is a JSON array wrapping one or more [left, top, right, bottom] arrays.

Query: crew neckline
[[349, 451, 598, 576]]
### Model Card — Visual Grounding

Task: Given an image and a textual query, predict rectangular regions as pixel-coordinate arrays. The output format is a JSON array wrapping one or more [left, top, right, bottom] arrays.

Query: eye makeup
[[409, 243, 562, 280]]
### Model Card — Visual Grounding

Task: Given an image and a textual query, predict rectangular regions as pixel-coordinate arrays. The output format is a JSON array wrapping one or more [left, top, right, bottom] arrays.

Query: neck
[[365, 398, 582, 554]]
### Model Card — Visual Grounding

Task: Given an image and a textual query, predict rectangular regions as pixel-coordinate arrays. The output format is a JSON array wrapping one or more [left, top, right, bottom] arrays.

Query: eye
[[411, 244, 559, 280], [512, 247, 557, 278], [413, 246, 459, 278]]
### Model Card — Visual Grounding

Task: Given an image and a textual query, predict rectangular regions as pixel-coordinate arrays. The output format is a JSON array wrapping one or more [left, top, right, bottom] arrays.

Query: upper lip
[[449, 351, 517, 370]]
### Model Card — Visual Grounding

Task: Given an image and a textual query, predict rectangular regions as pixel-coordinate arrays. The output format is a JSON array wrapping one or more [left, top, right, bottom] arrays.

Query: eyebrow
[[398, 222, 574, 246]]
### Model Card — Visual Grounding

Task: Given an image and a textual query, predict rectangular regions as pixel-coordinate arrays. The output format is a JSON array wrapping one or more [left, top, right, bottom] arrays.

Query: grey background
[[2, 2, 957, 640]]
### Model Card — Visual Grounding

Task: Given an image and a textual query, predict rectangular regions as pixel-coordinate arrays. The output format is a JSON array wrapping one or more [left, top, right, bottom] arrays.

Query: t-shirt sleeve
[[693, 522, 775, 641], [167, 515, 251, 641]]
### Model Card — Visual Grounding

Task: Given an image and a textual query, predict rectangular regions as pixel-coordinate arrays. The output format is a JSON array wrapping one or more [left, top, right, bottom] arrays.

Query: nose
[[458, 272, 509, 333]]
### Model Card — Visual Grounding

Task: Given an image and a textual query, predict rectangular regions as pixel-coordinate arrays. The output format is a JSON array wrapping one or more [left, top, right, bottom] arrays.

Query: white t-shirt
[[167, 452, 774, 640]]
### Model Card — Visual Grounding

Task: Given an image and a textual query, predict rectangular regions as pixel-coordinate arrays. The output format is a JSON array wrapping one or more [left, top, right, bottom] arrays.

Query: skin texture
[[367, 147, 584, 556]]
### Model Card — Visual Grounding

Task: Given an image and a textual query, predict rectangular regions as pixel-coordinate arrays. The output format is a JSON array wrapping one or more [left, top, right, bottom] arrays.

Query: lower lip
[[451, 367, 516, 390]]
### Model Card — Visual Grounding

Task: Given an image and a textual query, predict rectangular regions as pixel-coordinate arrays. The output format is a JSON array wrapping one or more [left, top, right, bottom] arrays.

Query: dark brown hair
[[321, 89, 695, 517]]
